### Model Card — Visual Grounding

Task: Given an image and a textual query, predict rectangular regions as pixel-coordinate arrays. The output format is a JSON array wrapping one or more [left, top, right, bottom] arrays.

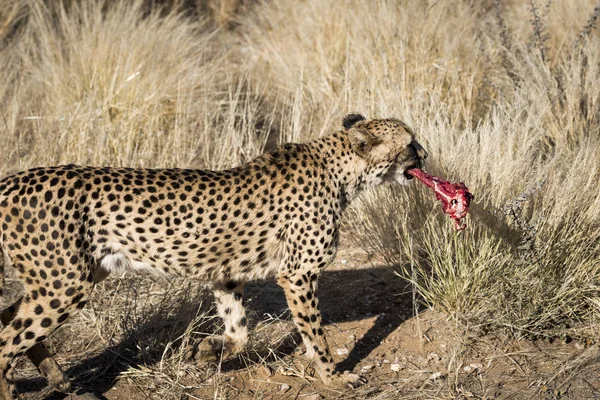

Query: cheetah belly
[[91, 226, 175, 279], [99, 251, 158, 275], [228, 255, 285, 282], [94, 231, 287, 283], [97, 244, 167, 278], [96, 244, 286, 282]]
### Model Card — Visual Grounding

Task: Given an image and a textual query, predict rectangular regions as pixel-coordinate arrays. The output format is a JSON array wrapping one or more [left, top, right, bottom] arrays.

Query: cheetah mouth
[[403, 164, 420, 180]]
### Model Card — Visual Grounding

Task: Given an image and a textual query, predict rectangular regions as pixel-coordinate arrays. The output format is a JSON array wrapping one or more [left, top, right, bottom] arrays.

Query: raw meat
[[407, 168, 474, 231]]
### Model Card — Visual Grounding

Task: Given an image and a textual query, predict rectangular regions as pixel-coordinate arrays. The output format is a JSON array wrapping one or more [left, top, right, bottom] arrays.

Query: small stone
[[429, 372, 446, 381], [575, 342, 585, 350], [340, 259, 348, 264], [256, 365, 272, 379], [336, 347, 349, 355], [305, 395, 322, 400], [415, 355, 427, 365], [360, 364, 374, 373], [390, 363, 403, 372], [464, 363, 483, 374], [280, 383, 291, 392], [383, 359, 390, 364]]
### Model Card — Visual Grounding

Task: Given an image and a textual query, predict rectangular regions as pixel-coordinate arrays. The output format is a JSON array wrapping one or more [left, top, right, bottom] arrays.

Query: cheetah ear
[[342, 113, 366, 129], [348, 127, 378, 157]]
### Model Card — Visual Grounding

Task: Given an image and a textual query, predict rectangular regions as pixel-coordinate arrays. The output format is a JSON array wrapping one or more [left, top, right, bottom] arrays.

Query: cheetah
[[0, 113, 428, 398]]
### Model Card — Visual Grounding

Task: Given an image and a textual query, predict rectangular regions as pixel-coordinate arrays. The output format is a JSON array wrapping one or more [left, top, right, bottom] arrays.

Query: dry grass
[[1, 0, 600, 397], [0, 0, 272, 176], [238, 0, 600, 342]]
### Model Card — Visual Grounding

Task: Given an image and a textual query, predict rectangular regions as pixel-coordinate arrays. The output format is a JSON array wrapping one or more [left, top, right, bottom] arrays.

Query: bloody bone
[[407, 168, 474, 231]]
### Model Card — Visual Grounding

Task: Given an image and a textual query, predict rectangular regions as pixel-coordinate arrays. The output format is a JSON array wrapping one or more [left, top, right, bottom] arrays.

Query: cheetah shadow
[[15, 265, 414, 399]]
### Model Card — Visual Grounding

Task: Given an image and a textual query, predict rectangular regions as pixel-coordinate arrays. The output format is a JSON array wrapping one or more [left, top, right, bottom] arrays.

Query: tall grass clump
[[242, 0, 491, 143], [0, 0, 272, 177], [241, 0, 600, 341]]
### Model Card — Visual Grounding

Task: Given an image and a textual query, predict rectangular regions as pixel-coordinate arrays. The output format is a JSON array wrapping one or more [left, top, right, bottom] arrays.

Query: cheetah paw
[[192, 337, 239, 364], [329, 371, 367, 389], [182, 338, 224, 364], [38, 357, 72, 393], [45, 369, 72, 392], [194, 337, 221, 363]]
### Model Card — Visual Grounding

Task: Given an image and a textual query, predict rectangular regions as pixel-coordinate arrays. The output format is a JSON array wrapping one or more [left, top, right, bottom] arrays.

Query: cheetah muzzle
[[0, 114, 427, 397]]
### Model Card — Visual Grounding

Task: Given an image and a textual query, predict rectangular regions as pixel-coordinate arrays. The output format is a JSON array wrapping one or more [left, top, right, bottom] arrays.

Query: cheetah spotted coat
[[0, 114, 427, 398]]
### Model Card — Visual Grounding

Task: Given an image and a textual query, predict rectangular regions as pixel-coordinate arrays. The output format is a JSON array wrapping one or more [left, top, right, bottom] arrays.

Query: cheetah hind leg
[[27, 343, 71, 392], [1, 299, 71, 394]]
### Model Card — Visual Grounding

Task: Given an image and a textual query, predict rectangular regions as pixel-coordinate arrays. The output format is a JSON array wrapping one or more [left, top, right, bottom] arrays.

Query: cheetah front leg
[[278, 272, 366, 389], [195, 281, 248, 363]]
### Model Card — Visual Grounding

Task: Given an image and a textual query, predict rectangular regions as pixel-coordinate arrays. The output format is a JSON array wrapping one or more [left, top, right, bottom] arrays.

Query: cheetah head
[[342, 113, 428, 186]]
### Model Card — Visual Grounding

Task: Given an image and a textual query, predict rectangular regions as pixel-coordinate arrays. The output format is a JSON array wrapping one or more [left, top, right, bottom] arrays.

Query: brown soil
[[7, 246, 600, 400]]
